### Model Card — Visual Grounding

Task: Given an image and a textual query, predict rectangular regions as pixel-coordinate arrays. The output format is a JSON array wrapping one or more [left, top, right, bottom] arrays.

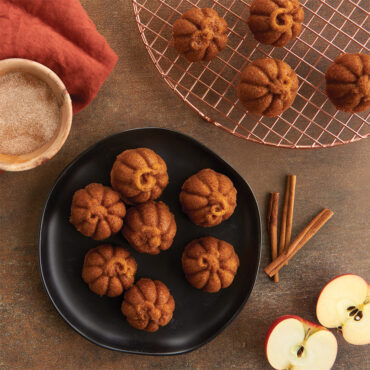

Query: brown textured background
[[0, 1, 369, 369]]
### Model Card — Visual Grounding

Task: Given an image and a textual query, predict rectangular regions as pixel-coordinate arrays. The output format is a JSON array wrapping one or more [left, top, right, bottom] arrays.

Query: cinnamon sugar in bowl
[[0, 59, 72, 171]]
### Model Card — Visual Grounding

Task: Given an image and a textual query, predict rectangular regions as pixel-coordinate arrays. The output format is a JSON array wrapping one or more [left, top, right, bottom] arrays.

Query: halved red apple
[[265, 315, 337, 370], [316, 274, 370, 345]]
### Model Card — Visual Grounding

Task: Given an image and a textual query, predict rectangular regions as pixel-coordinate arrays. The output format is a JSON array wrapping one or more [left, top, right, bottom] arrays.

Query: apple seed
[[296, 345, 304, 358]]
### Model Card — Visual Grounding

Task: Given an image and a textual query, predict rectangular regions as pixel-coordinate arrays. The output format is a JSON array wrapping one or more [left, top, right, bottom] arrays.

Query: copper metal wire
[[132, 0, 369, 148]]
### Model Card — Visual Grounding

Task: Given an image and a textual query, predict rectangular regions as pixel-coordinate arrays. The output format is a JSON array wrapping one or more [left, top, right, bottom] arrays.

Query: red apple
[[265, 315, 337, 370], [316, 274, 370, 345]]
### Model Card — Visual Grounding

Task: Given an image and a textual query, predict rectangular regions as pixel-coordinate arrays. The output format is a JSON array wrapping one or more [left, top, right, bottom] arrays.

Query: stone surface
[[0, 1, 369, 369]]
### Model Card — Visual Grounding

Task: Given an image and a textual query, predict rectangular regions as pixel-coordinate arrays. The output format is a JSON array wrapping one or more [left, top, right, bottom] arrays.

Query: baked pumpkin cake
[[121, 278, 175, 332], [179, 168, 237, 227], [248, 0, 304, 47], [70, 183, 126, 240], [122, 200, 177, 255], [182, 236, 240, 293], [237, 57, 298, 116], [110, 148, 168, 205], [82, 244, 137, 297], [172, 7, 228, 62], [325, 53, 370, 113]]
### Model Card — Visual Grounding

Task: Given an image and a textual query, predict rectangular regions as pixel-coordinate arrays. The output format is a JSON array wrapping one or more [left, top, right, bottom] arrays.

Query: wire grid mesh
[[132, 0, 369, 148]]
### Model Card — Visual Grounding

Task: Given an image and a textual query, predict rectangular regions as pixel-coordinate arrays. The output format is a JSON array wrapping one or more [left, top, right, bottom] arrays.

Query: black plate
[[39, 128, 261, 355]]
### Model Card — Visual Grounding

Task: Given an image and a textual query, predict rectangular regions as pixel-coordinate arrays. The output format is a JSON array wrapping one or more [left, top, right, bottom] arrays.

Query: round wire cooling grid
[[132, 0, 370, 148]]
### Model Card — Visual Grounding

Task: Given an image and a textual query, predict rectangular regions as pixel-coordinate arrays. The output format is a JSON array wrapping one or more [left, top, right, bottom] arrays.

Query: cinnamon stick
[[267, 192, 280, 282], [278, 176, 291, 256], [284, 175, 296, 253], [264, 208, 334, 277]]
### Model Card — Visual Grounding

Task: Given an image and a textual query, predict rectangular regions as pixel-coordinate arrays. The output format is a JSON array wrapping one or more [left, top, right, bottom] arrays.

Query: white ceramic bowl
[[0, 58, 72, 171]]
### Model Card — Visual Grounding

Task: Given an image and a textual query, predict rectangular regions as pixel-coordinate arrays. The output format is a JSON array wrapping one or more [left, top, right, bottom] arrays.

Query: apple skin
[[316, 273, 369, 345]]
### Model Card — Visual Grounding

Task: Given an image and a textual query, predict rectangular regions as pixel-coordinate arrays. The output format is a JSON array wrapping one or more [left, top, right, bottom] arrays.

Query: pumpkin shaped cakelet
[[122, 200, 177, 255], [121, 278, 175, 332], [172, 7, 228, 62], [179, 168, 237, 227], [82, 245, 137, 297], [182, 237, 240, 293], [237, 57, 298, 116], [325, 53, 370, 113], [248, 0, 304, 47], [70, 183, 126, 240], [110, 148, 168, 205]]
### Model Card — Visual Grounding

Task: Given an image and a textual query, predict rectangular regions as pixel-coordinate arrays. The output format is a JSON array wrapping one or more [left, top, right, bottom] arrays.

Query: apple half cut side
[[265, 315, 337, 370], [316, 273, 370, 345]]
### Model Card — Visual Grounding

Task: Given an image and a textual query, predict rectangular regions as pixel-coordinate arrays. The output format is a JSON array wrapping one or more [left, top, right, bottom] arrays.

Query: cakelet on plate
[[121, 278, 175, 332], [122, 200, 177, 255], [111, 147, 168, 205], [70, 183, 126, 240], [180, 168, 237, 227], [182, 236, 240, 293], [82, 244, 137, 297]]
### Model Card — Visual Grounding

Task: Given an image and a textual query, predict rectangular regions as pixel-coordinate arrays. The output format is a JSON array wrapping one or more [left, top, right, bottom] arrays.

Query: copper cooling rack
[[132, 0, 369, 148]]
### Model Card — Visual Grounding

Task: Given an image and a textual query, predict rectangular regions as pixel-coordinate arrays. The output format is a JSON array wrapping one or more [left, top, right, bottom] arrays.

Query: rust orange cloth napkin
[[0, 0, 118, 114]]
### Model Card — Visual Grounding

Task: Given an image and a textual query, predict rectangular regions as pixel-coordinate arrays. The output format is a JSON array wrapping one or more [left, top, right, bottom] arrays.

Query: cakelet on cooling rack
[[82, 245, 137, 297], [122, 200, 177, 255], [182, 236, 240, 293], [325, 53, 370, 113], [248, 0, 304, 47], [237, 57, 298, 116], [70, 183, 126, 240], [121, 278, 175, 332], [110, 147, 168, 205], [172, 7, 228, 62], [179, 168, 237, 227]]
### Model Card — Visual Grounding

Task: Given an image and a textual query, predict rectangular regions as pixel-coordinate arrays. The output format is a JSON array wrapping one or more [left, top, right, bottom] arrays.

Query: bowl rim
[[0, 58, 73, 172]]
